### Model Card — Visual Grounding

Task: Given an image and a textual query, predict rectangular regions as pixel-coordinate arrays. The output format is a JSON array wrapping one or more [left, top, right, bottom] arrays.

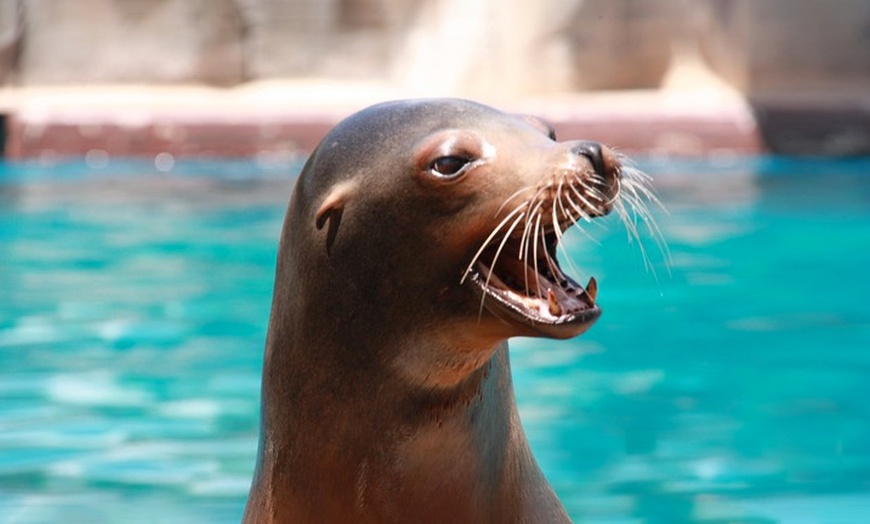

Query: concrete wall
[[699, 0, 870, 95], [13, 0, 245, 85], [1, 0, 868, 97]]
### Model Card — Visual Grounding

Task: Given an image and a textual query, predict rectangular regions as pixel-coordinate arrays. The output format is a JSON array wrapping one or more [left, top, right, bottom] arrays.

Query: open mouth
[[466, 227, 601, 339]]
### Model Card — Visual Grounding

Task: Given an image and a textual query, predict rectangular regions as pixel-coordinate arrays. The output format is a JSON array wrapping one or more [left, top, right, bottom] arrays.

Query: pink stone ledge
[[0, 84, 763, 161]]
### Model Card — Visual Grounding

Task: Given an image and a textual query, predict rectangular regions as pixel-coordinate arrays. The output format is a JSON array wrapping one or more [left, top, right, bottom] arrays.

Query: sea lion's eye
[[430, 156, 472, 178]]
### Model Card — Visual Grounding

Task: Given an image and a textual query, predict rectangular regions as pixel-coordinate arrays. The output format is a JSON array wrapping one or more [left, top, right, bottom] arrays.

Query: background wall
[[2, 0, 869, 97], [1, 0, 869, 156]]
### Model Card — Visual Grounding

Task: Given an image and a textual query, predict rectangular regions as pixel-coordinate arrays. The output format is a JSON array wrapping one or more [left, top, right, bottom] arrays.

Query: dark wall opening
[[750, 97, 870, 156]]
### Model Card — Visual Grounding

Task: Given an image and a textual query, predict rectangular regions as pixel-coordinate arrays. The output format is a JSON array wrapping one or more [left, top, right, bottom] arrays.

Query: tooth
[[586, 277, 598, 302], [547, 288, 563, 316]]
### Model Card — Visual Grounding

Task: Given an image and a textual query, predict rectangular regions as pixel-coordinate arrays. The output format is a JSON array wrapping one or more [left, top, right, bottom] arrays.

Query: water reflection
[[0, 158, 868, 522]]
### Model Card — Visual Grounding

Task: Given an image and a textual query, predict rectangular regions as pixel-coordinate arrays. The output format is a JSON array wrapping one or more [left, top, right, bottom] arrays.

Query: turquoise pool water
[[1, 157, 868, 523]]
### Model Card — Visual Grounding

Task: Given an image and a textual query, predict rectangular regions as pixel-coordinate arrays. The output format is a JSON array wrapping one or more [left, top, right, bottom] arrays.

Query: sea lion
[[243, 98, 640, 523]]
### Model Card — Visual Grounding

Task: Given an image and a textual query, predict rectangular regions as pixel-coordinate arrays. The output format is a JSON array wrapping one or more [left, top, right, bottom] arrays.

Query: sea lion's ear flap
[[315, 181, 356, 255]]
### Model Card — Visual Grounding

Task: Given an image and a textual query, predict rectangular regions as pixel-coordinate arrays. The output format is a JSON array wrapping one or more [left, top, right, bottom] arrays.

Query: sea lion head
[[277, 98, 632, 382]]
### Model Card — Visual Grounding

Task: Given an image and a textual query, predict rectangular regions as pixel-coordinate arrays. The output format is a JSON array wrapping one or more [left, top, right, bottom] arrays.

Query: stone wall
[[1, 0, 869, 97]]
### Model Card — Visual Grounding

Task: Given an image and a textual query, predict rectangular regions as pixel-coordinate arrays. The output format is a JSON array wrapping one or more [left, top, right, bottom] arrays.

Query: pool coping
[[1, 83, 866, 161]]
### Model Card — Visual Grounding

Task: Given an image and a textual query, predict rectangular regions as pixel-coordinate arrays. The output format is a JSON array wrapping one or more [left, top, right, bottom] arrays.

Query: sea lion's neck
[[248, 328, 569, 523]]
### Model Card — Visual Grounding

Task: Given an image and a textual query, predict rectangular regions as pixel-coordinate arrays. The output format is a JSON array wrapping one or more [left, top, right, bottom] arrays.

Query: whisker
[[561, 193, 600, 243], [580, 181, 611, 207], [551, 177, 563, 236], [478, 211, 528, 317], [553, 191, 586, 281], [561, 189, 590, 223], [548, 181, 569, 290], [622, 168, 664, 207], [520, 202, 544, 296], [611, 169, 672, 276], [621, 175, 668, 240], [484, 214, 527, 289], [566, 196, 611, 238], [519, 199, 545, 262], [460, 201, 529, 284], [581, 172, 607, 190], [495, 186, 535, 217], [531, 212, 544, 298], [542, 250, 561, 293], [566, 180, 600, 218], [586, 173, 609, 189]]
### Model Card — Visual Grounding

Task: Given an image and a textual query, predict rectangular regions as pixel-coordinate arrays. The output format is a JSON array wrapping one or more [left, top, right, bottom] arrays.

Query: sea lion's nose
[[570, 141, 614, 179], [567, 140, 620, 216]]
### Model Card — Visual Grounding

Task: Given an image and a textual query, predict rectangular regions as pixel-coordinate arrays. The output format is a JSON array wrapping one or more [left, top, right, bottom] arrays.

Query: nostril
[[571, 141, 605, 177]]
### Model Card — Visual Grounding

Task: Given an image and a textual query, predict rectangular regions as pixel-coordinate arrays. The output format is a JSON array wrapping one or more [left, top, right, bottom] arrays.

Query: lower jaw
[[483, 300, 601, 339], [468, 276, 602, 339]]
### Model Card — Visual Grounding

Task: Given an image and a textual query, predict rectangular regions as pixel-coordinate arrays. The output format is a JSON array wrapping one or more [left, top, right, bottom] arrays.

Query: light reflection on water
[[1, 157, 869, 523]]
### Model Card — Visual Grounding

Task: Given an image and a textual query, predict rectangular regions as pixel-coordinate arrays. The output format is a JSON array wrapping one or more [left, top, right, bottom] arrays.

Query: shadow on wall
[[0, 0, 22, 85]]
